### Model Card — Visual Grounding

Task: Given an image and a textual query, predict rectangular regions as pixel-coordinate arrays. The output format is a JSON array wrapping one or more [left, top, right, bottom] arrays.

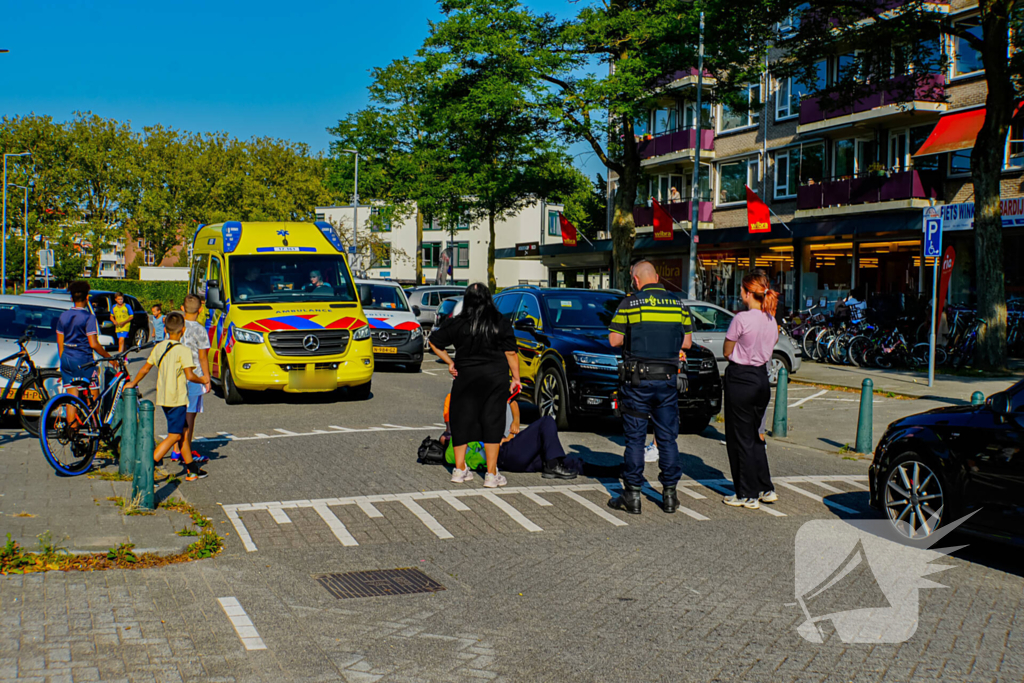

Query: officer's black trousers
[[723, 362, 774, 500]]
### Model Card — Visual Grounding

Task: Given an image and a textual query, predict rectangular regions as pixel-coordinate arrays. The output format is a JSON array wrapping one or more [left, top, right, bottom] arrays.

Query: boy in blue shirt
[[150, 304, 165, 341], [56, 281, 111, 422]]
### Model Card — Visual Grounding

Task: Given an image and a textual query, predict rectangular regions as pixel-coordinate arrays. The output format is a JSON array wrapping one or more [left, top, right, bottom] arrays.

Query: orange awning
[[913, 108, 985, 157]]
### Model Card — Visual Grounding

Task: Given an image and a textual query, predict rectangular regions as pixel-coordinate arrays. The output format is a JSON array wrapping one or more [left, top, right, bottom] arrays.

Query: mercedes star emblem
[[302, 334, 321, 352], [377, 331, 391, 343]]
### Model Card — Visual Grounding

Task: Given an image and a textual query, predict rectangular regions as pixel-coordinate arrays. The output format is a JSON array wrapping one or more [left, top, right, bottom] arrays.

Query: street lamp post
[[8, 184, 30, 291], [688, 12, 705, 300], [340, 149, 363, 273], [2, 152, 31, 294]]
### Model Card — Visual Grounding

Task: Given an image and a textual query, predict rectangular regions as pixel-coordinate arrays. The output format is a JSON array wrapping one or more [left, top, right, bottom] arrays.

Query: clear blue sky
[[1, 0, 603, 179]]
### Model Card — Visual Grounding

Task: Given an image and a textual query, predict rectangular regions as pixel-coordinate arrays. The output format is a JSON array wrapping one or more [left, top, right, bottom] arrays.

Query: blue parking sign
[[923, 207, 942, 258]]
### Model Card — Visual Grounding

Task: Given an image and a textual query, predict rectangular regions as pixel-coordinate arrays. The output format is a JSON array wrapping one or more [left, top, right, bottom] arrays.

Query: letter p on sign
[[923, 212, 942, 258]]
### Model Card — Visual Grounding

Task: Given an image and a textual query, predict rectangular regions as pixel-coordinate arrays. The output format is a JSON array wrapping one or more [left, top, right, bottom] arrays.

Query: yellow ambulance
[[188, 221, 374, 404]]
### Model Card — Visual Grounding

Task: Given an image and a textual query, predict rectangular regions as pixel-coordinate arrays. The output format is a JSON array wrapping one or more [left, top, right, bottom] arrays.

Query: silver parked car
[[683, 299, 801, 386], [405, 286, 466, 328]]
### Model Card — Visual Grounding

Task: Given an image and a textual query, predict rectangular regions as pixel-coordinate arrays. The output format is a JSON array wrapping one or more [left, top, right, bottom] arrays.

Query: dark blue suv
[[493, 287, 722, 432]]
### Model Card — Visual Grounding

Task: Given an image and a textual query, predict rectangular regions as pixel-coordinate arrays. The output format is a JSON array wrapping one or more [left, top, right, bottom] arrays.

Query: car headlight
[[701, 358, 716, 372], [410, 326, 423, 339], [353, 325, 371, 341], [232, 327, 263, 344], [573, 352, 619, 371]]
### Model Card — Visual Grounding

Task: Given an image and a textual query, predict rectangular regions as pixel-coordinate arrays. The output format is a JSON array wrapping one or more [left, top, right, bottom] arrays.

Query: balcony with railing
[[638, 129, 715, 164], [795, 169, 942, 215], [798, 75, 946, 131], [633, 200, 713, 227]]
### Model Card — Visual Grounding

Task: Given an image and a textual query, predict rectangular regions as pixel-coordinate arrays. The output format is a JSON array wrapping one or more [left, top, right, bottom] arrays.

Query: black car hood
[[889, 404, 982, 429], [543, 328, 714, 359]]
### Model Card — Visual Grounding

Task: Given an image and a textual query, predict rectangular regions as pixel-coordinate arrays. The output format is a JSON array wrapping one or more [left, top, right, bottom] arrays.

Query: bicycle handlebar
[[82, 341, 155, 369]]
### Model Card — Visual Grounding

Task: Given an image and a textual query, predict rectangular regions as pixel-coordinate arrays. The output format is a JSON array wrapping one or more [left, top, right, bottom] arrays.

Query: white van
[[354, 278, 424, 372]]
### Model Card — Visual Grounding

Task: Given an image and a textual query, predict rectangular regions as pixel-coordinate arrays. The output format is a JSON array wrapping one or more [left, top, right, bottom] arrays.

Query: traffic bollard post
[[118, 388, 138, 478], [772, 368, 788, 438], [971, 391, 985, 405], [855, 378, 874, 454], [133, 400, 155, 511]]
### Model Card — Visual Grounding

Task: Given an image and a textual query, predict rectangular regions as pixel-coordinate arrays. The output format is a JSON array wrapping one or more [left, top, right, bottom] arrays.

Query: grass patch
[[89, 471, 133, 481], [107, 494, 154, 516], [176, 527, 199, 537]]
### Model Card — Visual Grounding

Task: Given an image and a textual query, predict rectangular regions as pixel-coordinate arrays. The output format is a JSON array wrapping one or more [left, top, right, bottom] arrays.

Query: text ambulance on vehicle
[[189, 221, 374, 404]]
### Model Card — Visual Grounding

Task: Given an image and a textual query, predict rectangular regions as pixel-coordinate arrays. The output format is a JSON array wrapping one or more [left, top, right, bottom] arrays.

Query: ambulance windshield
[[229, 255, 357, 304]]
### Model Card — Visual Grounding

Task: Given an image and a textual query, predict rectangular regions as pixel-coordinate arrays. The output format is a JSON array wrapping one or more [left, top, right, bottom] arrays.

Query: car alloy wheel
[[884, 459, 944, 539], [134, 328, 147, 347], [539, 372, 561, 418]]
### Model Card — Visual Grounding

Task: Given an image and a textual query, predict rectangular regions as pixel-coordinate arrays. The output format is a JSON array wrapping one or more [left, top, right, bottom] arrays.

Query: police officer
[[607, 261, 692, 514]]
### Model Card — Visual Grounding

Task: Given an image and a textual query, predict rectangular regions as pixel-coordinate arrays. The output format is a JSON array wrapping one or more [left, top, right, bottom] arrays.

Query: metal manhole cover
[[314, 568, 446, 599]]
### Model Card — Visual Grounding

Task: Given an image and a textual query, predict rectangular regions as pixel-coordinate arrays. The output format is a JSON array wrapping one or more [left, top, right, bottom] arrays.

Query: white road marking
[[421, 370, 438, 376], [312, 503, 359, 546], [217, 597, 266, 651], [482, 492, 543, 532], [788, 476, 845, 494], [195, 424, 439, 443], [254, 433, 270, 439], [399, 498, 454, 539], [638, 484, 710, 521], [788, 390, 829, 408], [217, 432, 237, 440], [328, 425, 353, 432], [267, 507, 291, 524], [775, 481, 859, 514], [274, 428, 298, 435], [223, 475, 868, 551]]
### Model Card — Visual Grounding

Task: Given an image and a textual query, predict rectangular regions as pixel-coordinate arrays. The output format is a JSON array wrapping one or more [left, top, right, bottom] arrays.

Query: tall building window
[[422, 243, 441, 267], [424, 218, 441, 231], [455, 242, 470, 268], [776, 77, 807, 120], [548, 210, 560, 236], [719, 83, 761, 132], [773, 142, 823, 199], [651, 106, 678, 135], [953, 16, 984, 77], [315, 212, 325, 221], [717, 158, 758, 205], [1007, 119, 1024, 169], [369, 207, 391, 232]]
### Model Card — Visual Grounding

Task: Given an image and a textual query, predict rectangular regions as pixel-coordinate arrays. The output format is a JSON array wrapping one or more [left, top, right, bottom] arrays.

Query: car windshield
[[364, 284, 409, 312], [0, 304, 61, 343], [229, 255, 357, 304], [544, 292, 621, 328]]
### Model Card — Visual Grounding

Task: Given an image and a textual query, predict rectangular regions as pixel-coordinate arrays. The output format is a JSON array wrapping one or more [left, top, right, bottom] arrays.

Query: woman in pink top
[[722, 273, 780, 510]]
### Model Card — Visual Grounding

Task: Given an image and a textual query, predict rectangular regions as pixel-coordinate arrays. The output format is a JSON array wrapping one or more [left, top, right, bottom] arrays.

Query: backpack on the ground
[[417, 436, 446, 465]]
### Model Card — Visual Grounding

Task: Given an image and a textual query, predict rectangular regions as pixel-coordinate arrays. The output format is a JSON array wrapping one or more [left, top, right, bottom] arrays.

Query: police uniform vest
[[609, 284, 693, 363]]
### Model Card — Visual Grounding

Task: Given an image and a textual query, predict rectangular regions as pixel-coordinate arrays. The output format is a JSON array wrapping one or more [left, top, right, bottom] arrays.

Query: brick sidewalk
[[790, 361, 1018, 401]]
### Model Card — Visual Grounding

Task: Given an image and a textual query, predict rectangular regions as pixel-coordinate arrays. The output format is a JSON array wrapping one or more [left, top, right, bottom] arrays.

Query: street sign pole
[[923, 206, 942, 388]]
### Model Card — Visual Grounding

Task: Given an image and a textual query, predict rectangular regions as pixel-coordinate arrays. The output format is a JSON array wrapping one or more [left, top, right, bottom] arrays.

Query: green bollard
[[971, 391, 985, 405], [772, 368, 789, 438], [855, 378, 874, 454], [133, 400, 155, 511], [118, 388, 138, 478]]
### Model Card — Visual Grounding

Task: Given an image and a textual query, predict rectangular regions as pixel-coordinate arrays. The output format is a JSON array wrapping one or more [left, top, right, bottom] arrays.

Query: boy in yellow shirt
[[111, 292, 134, 353], [125, 312, 209, 481]]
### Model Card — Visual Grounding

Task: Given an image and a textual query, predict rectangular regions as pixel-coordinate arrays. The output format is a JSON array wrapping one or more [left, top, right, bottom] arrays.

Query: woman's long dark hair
[[458, 283, 503, 345]]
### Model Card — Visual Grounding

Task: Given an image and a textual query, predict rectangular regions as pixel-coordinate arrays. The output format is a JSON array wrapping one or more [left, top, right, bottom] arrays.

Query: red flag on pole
[[746, 185, 771, 233], [559, 214, 578, 247], [652, 198, 674, 241]]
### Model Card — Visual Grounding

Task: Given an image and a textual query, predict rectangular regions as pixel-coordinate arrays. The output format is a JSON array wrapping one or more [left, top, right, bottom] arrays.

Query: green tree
[[778, 0, 1022, 368], [554, 170, 607, 241]]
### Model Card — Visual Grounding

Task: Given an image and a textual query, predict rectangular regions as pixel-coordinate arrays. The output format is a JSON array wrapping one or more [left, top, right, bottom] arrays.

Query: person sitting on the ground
[[441, 394, 580, 478]]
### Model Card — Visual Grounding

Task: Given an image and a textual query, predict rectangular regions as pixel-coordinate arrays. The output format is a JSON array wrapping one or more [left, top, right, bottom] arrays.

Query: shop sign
[[939, 200, 1024, 232], [938, 247, 955, 323], [515, 242, 539, 258]]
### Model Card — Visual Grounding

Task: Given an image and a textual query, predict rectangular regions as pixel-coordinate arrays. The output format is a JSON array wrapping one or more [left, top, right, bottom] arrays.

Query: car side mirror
[[358, 284, 373, 307], [990, 391, 1010, 415], [514, 317, 536, 331], [412, 305, 421, 317], [206, 281, 225, 310], [97, 334, 114, 347]]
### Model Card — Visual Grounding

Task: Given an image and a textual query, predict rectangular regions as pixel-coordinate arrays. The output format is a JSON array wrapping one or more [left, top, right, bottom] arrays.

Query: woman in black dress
[[428, 283, 520, 488]]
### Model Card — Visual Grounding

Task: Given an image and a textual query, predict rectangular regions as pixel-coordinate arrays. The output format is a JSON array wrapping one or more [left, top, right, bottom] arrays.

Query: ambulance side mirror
[[358, 284, 373, 307], [206, 280, 225, 310]]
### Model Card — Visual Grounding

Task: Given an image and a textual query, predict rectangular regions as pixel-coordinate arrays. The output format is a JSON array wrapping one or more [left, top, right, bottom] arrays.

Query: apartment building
[[532, 0, 1020, 313], [96, 238, 126, 278], [316, 200, 563, 287]]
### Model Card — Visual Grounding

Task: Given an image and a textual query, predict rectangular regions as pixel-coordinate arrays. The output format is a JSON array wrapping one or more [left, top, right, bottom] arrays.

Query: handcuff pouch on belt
[[618, 359, 687, 393]]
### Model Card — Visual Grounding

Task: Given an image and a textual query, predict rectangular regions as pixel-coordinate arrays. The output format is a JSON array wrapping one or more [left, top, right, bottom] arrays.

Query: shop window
[[952, 16, 984, 77], [805, 242, 853, 307], [422, 243, 441, 267], [717, 158, 757, 205], [455, 241, 470, 268], [1006, 119, 1024, 169], [718, 83, 760, 132]]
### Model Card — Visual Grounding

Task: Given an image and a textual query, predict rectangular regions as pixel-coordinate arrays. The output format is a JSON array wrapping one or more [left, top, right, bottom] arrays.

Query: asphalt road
[[1, 358, 1022, 682]]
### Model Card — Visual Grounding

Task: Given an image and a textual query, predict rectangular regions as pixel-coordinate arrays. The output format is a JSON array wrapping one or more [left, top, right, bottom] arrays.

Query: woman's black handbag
[[417, 437, 446, 465]]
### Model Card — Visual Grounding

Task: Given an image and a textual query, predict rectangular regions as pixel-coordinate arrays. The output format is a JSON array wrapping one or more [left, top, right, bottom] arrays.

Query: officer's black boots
[[608, 483, 642, 515], [662, 486, 679, 514], [542, 458, 578, 480]]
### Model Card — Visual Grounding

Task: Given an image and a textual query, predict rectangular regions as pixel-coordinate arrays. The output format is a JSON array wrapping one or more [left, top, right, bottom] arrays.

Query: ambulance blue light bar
[[314, 221, 346, 253], [222, 221, 242, 253]]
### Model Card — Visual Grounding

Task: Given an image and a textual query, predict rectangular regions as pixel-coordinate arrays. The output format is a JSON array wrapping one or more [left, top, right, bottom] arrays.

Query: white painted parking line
[[639, 484, 710, 521], [356, 500, 383, 518], [699, 481, 788, 517], [196, 424, 439, 443], [223, 505, 258, 552], [558, 489, 628, 527], [664, 480, 707, 499], [253, 433, 270, 439], [328, 425, 353, 432], [521, 491, 553, 507], [399, 498, 454, 539], [217, 432, 238, 440], [440, 493, 471, 511], [312, 503, 359, 546], [788, 476, 845, 494], [482, 492, 543, 532], [836, 476, 870, 491], [775, 481, 859, 514], [217, 597, 266, 651], [788, 390, 829, 408], [274, 428, 298, 435], [267, 507, 292, 524]]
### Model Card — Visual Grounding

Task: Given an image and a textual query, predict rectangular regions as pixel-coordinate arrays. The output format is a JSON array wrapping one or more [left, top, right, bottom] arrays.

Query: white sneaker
[[483, 472, 507, 488], [759, 490, 778, 504], [644, 443, 660, 463], [742, 498, 761, 509], [450, 467, 474, 483], [722, 495, 742, 506]]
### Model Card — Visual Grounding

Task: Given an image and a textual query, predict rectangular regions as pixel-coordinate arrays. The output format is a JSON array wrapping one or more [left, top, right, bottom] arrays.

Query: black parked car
[[89, 291, 150, 348], [870, 380, 1024, 545], [492, 286, 722, 431]]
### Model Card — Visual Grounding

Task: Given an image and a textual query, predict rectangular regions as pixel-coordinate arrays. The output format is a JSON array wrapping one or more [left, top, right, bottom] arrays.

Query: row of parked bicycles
[[784, 304, 998, 369]]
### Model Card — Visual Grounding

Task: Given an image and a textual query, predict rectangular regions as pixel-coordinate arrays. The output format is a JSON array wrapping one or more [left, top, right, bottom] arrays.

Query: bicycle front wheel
[[16, 369, 62, 437], [39, 394, 100, 476]]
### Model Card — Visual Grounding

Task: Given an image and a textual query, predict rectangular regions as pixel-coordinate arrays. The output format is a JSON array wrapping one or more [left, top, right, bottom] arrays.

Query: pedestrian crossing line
[[222, 475, 869, 551], [774, 481, 859, 514], [399, 498, 455, 539], [786, 476, 846, 494]]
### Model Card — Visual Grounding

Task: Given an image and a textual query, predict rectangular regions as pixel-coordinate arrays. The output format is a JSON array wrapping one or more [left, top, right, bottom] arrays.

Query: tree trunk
[[487, 209, 496, 292], [971, 1, 1012, 370], [611, 113, 641, 291], [415, 207, 424, 285]]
